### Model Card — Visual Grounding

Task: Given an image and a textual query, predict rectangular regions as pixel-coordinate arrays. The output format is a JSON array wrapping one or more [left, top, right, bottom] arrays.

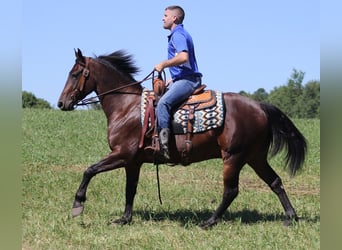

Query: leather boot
[[159, 128, 170, 160]]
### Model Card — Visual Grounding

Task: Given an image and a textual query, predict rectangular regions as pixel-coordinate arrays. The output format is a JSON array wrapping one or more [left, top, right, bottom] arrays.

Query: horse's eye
[[71, 71, 80, 78]]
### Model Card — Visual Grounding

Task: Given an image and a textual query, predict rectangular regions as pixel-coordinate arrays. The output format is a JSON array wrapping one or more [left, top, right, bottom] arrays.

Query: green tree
[[22, 91, 52, 109], [251, 88, 268, 102], [268, 85, 289, 111], [297, 80, 320, 118], [237, 69, 319, 118], [268, 69, 305, 118], [238, 90, 251, 98]]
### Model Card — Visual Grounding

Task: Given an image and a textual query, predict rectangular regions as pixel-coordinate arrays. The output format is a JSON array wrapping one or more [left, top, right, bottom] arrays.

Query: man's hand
[[154, 62, 166, 73]]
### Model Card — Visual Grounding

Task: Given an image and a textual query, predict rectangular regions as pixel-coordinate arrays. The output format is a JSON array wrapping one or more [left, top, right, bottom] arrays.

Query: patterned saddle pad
[[141, 89, 225, 134]]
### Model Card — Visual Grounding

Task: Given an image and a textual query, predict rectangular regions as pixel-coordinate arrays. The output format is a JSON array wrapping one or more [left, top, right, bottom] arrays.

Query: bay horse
[[58, 49, 307, 228]]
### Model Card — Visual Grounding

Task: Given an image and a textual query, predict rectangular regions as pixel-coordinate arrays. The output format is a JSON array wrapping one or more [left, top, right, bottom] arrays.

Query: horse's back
[[222, 92, 268, 127]]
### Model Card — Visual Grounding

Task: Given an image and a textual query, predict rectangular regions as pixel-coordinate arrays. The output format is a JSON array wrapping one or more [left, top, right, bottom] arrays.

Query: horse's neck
[[97, 81, 142, 120], [90, 62, 143, 121]]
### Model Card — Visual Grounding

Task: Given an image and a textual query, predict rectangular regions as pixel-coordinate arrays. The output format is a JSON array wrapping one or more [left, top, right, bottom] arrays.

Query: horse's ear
[[74, 48, 85, 63]]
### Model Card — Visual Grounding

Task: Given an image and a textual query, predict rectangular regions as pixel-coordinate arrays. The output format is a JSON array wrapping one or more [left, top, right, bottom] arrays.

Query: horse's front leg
[[71, 153, 126, 217], [112, 166, 141, 225]]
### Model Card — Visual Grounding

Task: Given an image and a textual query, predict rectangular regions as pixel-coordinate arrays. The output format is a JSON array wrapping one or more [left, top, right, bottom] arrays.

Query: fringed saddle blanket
[[140, 89, 225, 134]]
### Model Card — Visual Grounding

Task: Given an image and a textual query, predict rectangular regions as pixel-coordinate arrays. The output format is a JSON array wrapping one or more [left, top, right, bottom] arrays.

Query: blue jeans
[[157, 76, 202, 130]]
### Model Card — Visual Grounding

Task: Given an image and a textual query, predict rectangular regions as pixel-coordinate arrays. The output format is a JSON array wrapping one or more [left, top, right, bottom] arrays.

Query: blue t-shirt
[[167, 24, 202, 80]]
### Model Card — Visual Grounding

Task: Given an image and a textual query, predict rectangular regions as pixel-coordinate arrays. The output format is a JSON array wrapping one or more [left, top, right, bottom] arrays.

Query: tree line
[[239, 69, 320, 118], [22, 69, 320, 118]]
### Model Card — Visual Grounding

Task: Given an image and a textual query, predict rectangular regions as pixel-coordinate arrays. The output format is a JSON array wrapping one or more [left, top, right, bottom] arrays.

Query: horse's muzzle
[[57, 99, 75, 111]]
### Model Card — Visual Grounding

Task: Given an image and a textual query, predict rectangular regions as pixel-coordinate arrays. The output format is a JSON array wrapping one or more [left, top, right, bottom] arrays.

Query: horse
[[58, 48, 307, 228]]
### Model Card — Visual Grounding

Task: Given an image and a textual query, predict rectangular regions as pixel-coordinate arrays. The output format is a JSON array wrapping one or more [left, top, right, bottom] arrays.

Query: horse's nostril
[[57, 101, 63, 108]]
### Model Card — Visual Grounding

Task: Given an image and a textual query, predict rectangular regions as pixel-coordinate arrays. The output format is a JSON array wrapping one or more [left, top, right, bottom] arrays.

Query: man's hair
[[165, 5, 185, 24]]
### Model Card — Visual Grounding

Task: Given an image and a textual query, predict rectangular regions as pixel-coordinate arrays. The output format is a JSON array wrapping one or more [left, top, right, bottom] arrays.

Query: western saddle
[[139, 76, 217, 163]]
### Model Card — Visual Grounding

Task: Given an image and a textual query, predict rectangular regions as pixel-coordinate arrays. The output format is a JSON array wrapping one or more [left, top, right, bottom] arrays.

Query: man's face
[[162, 9, 177, 30]]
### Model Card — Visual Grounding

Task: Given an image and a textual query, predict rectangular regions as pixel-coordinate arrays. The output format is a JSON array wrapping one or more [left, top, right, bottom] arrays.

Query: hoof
[[111, 217, 131, 226], [199, 219, 217, 230], [71, 205, 84, 217], [283, 215, 299, 226]]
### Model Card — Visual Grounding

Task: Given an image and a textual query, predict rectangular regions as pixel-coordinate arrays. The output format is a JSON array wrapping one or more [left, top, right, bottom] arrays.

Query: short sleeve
[[171, 32, 188, 53]]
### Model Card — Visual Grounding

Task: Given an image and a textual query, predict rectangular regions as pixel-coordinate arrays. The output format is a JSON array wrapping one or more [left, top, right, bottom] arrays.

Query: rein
[[76, 70, 155, 106]]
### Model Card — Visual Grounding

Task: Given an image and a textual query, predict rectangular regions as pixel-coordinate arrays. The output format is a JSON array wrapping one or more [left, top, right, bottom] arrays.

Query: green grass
[[22, 109, 320, 249]]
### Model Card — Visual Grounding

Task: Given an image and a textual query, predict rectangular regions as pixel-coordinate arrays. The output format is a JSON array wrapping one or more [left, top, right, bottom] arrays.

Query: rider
[[154, 5, 202, 160]]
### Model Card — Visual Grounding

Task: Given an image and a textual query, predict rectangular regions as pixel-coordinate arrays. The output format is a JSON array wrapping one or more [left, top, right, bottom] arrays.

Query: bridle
[[71, 57, 155, 107], [69, 57, 90, 103]]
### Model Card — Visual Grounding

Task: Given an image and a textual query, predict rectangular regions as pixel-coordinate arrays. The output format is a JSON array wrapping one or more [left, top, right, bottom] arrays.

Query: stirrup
[[144, 145, 158, 154]]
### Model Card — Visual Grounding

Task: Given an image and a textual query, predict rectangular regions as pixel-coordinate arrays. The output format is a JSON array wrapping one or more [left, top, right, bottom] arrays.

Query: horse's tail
[[260, 102, 307, 176]]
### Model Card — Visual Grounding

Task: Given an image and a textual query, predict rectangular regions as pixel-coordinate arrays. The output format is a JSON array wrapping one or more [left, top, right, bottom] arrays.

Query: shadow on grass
[[132, 208, 320, 227]]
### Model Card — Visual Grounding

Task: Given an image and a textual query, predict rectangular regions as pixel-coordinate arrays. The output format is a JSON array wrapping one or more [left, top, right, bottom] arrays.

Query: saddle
[[181, 86, 216, 110], [139, 80, 223, 165]]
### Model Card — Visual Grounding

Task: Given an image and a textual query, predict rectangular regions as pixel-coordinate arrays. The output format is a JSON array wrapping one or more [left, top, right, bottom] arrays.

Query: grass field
[[22, 109, 320, 249]]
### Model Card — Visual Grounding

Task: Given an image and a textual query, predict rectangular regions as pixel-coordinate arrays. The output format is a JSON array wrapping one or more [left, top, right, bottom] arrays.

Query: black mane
[[96, 50, 140, 81]]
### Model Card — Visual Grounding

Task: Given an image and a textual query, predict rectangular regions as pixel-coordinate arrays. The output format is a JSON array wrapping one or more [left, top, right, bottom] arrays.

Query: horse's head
[[58, 49, 95, 111]]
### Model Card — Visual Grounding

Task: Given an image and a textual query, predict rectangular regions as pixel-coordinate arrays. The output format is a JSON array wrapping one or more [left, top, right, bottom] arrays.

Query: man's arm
[[154, 51, 189, 72]]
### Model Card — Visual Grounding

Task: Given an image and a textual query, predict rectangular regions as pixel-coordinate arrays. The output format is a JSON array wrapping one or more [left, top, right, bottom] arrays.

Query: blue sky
[[22, 0, 319, 108]]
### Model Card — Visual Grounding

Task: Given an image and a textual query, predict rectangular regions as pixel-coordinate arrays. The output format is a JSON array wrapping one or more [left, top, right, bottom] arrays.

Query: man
[[154, 5, 202, 160]]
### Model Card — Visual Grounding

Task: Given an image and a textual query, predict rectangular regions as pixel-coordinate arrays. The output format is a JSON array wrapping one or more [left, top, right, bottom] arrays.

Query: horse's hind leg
[[200, 154, 242, 229], [249, 158, 298, 226]]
